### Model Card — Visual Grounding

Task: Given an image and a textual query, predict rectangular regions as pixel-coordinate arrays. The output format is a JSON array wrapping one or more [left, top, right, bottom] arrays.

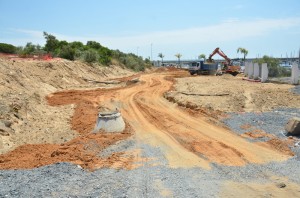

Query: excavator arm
[[207, 47, 240, 76], [208, 47, 232, 65]]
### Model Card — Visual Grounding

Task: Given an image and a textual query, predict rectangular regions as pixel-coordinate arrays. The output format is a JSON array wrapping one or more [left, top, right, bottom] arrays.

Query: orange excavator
[[207, 47, 240, 76]]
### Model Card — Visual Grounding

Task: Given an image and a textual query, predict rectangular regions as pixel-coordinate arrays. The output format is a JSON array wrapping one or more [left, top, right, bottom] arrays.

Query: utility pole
[[137, 47, 139, 57], [298, 47, 300, 68], [151, 43, 153, 61]]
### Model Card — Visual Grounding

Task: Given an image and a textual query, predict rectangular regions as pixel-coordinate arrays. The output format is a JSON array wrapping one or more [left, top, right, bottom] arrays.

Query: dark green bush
[[40, 32, 152, 70], [83, 49, 98, 63], [59, 45, 75, 60], [0, 43, 16, 53]]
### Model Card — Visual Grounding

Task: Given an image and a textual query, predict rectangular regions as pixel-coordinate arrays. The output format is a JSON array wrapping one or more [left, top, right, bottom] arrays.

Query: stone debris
[[285, 117, 300, 136]]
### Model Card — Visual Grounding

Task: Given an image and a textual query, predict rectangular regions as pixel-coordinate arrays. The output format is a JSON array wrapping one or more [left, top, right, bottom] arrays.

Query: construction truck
[[188, 60, 218, 75], [207, 48, 241, 76]]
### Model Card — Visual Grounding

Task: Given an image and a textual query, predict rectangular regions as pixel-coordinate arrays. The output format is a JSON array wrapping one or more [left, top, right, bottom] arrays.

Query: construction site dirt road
[[1, 62, 300, 197]]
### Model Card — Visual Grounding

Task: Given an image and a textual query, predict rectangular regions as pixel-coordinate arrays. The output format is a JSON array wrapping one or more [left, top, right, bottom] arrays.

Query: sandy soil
[[166, 74, 300, 113], [0, 58, 134, 154], [0, 69, 294, 170], [1, 64, 299, 197], [221, 180, 300, 198]]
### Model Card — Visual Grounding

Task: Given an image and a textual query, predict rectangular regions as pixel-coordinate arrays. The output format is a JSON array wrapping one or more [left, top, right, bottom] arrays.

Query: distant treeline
[[0, 32, 152, 71]]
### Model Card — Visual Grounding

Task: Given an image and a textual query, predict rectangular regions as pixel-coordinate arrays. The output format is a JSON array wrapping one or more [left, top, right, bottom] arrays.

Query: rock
[[126, 78, 139, 86], [13, 113, 21, 119], [2, 120, 12, 128], [0, 121, 12, 136], [285, 117, 300, 136], [276, 182, 286, 188], [130, 78, 139, 83]]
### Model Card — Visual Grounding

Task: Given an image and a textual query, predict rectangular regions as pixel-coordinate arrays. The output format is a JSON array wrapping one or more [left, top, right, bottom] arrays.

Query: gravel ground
[[222, 108, 300, 138], [1, 143, 300, 197], [1, 132, 300, 197], [1, 88, 300, 197], [292, 85, 300, 94]]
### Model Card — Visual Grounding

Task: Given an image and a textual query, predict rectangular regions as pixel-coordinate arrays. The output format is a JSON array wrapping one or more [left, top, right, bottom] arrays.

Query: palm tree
[[158, 53, 164, 66], [175, 53, 182, 68], [198, 54, 206, 60], [237, 47, 248, 63]]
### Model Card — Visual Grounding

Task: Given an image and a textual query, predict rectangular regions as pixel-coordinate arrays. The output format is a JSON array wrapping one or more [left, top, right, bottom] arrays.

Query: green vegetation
[[174, 53, 182, 68], [113, 50, 150, 71], [17, 42, 46, 57], [158, 53, 164, 64], [198, 54, 206, 59], [42, 32, 149, 70], [83, 49, 99, 63], [237, 47, 248, 62], [43, 32, 60, 53], [0, 32, 151, 71], [254, 55, 291, 77], [0, 43, 17, 53]]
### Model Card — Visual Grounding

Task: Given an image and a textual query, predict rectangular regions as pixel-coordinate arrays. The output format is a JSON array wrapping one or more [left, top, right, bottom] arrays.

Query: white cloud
[[13, 29, 44, 39], [94, 17, 300, 49], [3, 17, 300, 57]]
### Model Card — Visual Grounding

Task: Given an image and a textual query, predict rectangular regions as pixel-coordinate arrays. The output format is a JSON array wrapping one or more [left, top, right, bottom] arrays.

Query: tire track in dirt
[[0, 70, 292, 170], [115, 72, 291, 168]]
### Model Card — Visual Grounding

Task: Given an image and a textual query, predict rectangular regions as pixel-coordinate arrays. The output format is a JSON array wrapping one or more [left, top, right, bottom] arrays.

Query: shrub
[[86, 41, 102, 49], [0, 43, 16, 53], [83, 49, 98, 63], [121, 54, 145, 71], [254, 55, 290, 77], [59, 45, 75, 60]]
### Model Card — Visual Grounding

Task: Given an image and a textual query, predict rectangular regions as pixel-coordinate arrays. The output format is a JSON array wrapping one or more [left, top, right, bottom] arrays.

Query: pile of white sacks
[[244, 62, 299, 84]]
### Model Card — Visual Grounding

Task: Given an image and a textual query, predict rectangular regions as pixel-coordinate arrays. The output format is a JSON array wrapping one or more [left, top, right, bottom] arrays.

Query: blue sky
[[0, 0, 300, 60]]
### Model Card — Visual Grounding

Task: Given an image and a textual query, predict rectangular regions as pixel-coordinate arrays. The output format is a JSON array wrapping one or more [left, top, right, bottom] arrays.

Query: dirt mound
[[0, 58, 134, 154], [168, 75, 300, 113], [0, 125, 133, 171]]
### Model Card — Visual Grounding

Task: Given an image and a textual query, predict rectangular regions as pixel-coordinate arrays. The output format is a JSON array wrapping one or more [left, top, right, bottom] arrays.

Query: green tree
[[43, 32, 59, 54], [254, 55, 290, 77], [86, 41, 102, 49], [0, 43, 16, 53], [23, 42, 36, 54], [158, 53, 164, 65], [199, 54, 206, 60], [175, 53, 182, 68], [59, 44, 75, 60], [70, 41, 84, 50], [237, 47, 248, 62], [144, 57, 151, 64], [98, 46, 112, 65], [18, 42, 43, 57], [58, 40, 68, 48]]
